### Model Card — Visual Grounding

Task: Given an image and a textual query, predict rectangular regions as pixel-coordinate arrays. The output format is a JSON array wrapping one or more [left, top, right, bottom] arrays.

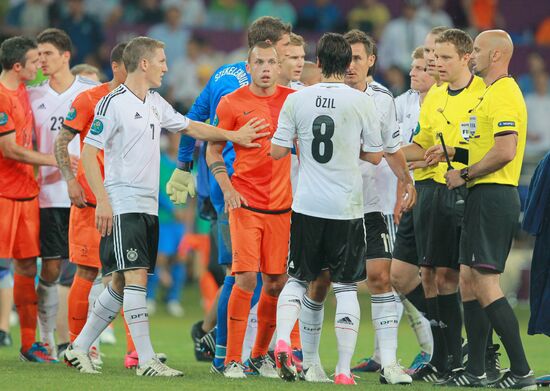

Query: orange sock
[[68, 275, 93, 342], [251, 291, 278, 358], [121, 310, 136, 353], [225, 285, 253, 364], [13, 273, 37, 351], [290, 321, 302, 350]]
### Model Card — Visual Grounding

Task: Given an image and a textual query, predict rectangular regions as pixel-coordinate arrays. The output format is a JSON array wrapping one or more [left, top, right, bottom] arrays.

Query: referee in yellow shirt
[[443, 30, 535, 389], [403, 29, 486, 380]]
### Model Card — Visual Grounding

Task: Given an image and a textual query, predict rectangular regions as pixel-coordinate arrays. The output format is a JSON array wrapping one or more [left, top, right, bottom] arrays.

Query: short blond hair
[[123, 36, 165, 73], [290, 33, 305, 48], [412, 46, 425, 60], [71, 63, 101, 78]]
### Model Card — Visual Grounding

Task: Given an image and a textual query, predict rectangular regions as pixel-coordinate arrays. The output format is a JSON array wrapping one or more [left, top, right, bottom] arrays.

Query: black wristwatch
[[178, 161, 194, 172], [460, 167, 471, 182]]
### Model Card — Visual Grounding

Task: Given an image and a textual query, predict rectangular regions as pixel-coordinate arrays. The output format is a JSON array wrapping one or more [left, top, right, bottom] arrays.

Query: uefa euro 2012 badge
[[90, 119, 103, 135], [67, 107, 77, 121], [0, 112, 8, 126]]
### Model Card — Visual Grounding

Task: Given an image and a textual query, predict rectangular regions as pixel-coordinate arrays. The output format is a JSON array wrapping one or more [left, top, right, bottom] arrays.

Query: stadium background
[[0, 0, 549, 388]]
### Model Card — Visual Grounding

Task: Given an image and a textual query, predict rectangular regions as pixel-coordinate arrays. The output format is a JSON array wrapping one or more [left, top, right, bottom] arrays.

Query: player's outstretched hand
[[224, 186, 248, 212], [166, 169, 196, 205], [231, 118, 270, 148], [95, 199, 113, 237], [445, 169, 465, 190], [68, 178, 87, 208], [401, 183, 417, 212]]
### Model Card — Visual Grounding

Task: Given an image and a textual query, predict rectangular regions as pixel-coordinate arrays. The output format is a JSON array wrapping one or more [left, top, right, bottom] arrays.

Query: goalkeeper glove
[[166, 168, 196, 205]]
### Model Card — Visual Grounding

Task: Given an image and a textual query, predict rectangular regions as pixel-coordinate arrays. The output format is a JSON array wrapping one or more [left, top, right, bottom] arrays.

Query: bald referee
[[433, 30, 535, 389]]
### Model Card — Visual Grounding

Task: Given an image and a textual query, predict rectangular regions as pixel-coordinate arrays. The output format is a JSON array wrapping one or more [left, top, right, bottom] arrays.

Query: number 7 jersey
[[272, 82, 383, 220]]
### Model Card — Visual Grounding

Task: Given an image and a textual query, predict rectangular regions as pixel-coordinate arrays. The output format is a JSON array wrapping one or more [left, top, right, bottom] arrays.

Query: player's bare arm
[[401, 142, 427, 162], [0, 131, 57, 167], [445, 134, 517, 189], [54, 127, 86, 208], [359, 150, 384, 164], [184, 117, 270, 148], [384, 149, 417, 211], [206, 141, 248, 211], [81, 143, 112, 237], [270, 143, 291, 160]]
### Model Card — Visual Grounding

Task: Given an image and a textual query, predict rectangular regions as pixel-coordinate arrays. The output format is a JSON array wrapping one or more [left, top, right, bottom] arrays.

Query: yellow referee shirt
[[467, 76, 527, 187], [411, 83, 445, 182], [413, 75, 486, 184]]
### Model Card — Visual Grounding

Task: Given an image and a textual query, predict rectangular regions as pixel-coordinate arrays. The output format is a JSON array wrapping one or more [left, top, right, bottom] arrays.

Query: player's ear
[[246, 61, 251, 73]]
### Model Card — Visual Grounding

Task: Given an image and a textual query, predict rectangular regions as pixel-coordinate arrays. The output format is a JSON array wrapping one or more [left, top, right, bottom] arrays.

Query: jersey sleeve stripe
[[97, 85, 124, 115], [0, 129, 15, 137], [98, 89, 126, 116], [494, 130, 518, 137]]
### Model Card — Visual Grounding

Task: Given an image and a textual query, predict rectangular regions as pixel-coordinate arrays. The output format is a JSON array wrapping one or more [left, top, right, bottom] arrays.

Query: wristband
[[177, 161, 194, 172], [453, 147, 469, 165]]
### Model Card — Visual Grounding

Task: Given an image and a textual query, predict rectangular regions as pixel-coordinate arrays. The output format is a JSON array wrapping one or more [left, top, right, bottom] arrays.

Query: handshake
[[166, 168, 196, 205]]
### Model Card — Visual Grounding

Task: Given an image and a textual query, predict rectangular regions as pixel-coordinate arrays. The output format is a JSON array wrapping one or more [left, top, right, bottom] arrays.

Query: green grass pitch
[[0, 285, 548, 390]]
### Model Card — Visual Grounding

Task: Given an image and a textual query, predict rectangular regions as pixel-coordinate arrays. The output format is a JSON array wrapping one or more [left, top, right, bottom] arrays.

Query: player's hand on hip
[[224, 187, 248, 212], [95, 199, 113, 237], [401, 183, 417, 212], [231, 117, 270, 148], [67, 178, 87, 208], [445, 169, 465, 190], [166, 168, 196, 205]]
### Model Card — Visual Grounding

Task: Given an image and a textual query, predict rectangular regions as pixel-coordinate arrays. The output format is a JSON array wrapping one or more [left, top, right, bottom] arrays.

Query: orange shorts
[[68, 205, 101, 268], [0, 196, 40, 259], [229, 207, 290, 274]]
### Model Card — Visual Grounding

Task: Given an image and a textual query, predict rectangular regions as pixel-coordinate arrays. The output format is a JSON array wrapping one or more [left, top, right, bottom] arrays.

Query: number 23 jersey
[[28, 76, 98, 207], [272, 82, 383, 220]]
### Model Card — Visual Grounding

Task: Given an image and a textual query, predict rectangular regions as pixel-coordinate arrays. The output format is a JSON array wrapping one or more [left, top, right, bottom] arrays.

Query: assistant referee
[[441, 30, 536, 389]]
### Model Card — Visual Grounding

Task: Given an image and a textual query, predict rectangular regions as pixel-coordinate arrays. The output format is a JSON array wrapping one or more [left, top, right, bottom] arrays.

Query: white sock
[[372, 330, 381, 363], [402, 297, 433, 355], [73, 284, 122, 352], [123, 285, 155, 365], [371, 292, 399, 368], [394, 290, 404, 324], [242, 302, 258, 362], [37, 278, 59, 349], [333, 283, 360, 375], [300, 294, 324, 368], [88, 277, 103, 351], [276, 278, 306, 344]]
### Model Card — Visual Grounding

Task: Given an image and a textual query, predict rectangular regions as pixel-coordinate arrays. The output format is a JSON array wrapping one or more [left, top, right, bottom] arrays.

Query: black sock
[[463, 300, 491, 376], [405, 283, 427, 314], [438, 292, 463, 369], [487, 326, 494, 347], [426, 296, 448, 371], [484, 297, 531, 376]]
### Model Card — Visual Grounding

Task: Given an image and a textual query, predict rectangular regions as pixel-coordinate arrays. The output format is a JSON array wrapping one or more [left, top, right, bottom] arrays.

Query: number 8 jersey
[[28, 76, 98, 207], [272, 82, 383, 220]]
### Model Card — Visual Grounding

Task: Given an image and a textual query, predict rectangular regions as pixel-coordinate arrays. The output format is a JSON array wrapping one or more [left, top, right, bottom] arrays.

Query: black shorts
[[365, 212, 392, 260], [40, 207, 70, 259], [393, 210, 417, 265], [459, 185, 520, 273], [99, 213, 159, 276], [287, 212, 366, 283], [421, 183, 467, 269]]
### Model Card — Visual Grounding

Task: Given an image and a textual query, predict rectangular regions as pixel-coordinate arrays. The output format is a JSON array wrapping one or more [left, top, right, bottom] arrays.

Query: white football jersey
[[361, 81, 401, 214], [287, 81, 305, 196], [84, 85, 190, 216], [395, 89, 420, 145], [272, 82, 383, 220], [28, 76, 98, 208]]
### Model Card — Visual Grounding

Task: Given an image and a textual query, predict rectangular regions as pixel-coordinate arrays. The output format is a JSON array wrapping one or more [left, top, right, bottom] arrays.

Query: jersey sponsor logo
[[67, 107, 77, 120], [392, 130, 400, 139], [243, 110, 255, 115], [134, 112, 142, 119], [0, 112, 7, 126], [126, 248, 138, 262], [38, 103, 46, 110], [90, 119, 104, 135], [412, 123, 420, 136], [460, 122, 470, 141], [152, 106, 160, 120], [498, 121, 515, 127], [336, 316, 353, 325]]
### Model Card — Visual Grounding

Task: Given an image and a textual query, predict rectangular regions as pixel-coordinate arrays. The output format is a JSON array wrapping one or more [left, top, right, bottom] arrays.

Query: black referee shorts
[[459, 184, 520, 273], [287, 211, 366, 283], [421, 183, 467, 270], [100, 213, 159, 276]]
